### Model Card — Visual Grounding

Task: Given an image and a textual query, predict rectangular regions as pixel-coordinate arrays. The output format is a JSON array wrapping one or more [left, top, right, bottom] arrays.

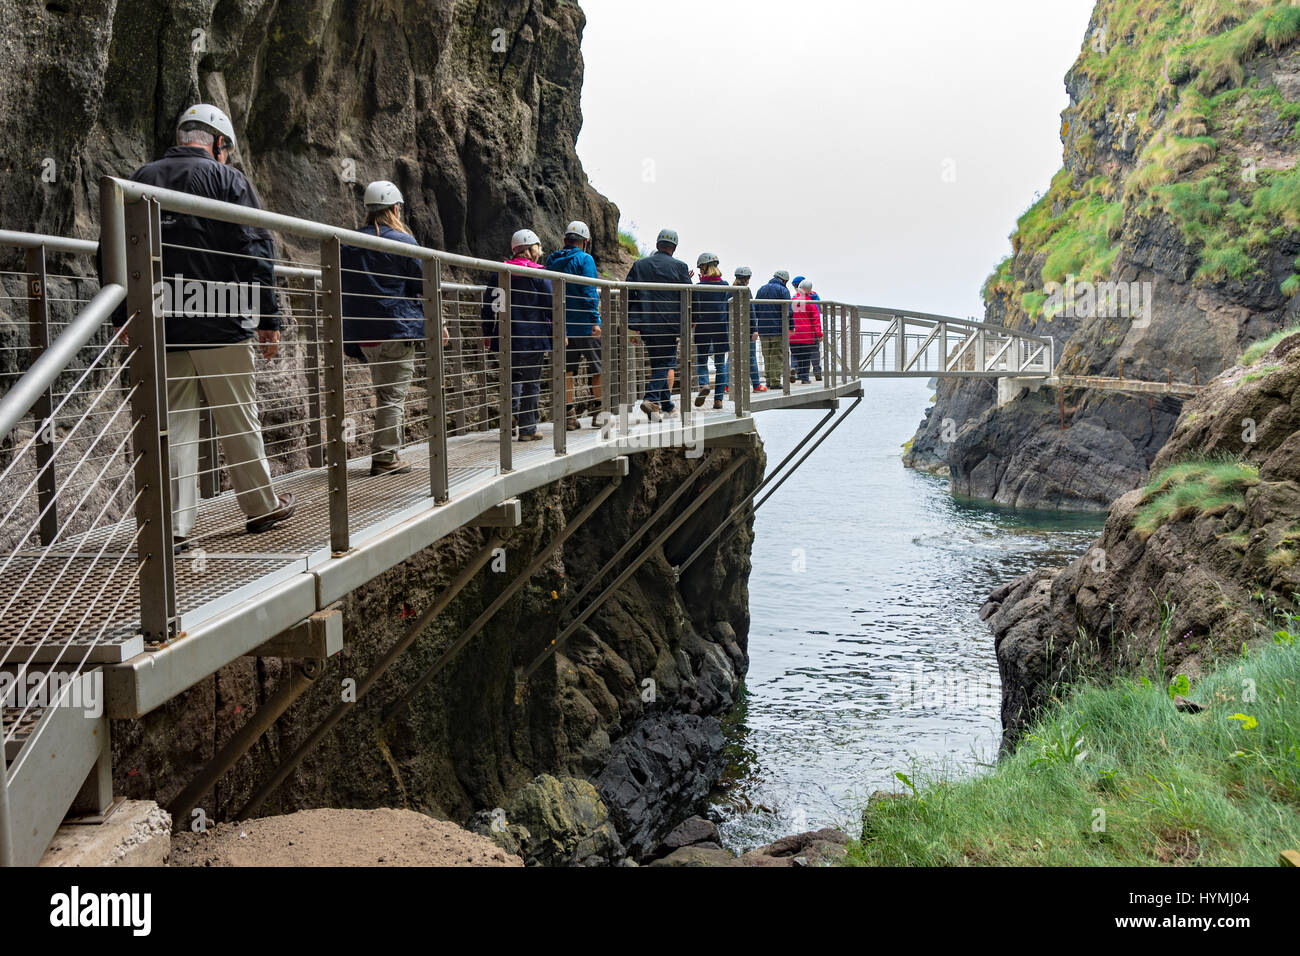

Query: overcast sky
[[577, 0, 1097, 319]]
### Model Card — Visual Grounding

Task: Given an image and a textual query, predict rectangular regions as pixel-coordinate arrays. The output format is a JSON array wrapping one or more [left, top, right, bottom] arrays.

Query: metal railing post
[[679, 288, 692, 429], [553, 279, 567, 456], [425, 257, 449, 501], [851, 306, 861, 376], [782, 299, 792, 395], [895, 316, 906, 373], [305, 279, 325, 468], [320, 235, 349, 554], [25, 246, 58, 545], [123, 196, 177, 641], [618, 290, 632, 411], [601, 287, 614, 419], [498, 278, 513, 473], [735, 290, 748, 417], [839, 304, 848, 385]]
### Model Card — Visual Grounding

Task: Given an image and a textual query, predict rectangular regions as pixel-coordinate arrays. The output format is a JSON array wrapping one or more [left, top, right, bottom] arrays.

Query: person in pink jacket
[[790, 278, 823, 384]]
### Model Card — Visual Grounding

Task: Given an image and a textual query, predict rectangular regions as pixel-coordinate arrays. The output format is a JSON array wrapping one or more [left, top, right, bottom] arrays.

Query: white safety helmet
[[734, 266, 753, 278], [178, 103, 238, 152], [565, 220, 591, 241], [657, 228, 680, 247], [799, 278, 814, 292], [774, 270, 790, 283], [697, 252, 720, 268], [511, 228, 542, 251], [363, 180, 404, 211]]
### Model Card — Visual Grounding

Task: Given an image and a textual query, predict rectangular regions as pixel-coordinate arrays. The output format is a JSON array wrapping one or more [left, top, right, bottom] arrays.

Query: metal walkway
[[0, 177, 1052, 865]]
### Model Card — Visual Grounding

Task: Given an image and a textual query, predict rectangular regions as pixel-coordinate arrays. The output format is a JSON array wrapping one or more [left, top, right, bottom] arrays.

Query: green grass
[[1133, 459, 1259, 538], [1240, 324, 1300, 365], [843, 638, 1300, 866], [983, 0, 1300, 315], [617, 230, 641, 258]]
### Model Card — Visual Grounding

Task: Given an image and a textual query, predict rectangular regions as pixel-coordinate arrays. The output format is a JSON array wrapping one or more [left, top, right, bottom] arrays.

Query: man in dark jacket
[[111, 103, 294, 547], [626, 228, 691, 418], [754, 271, 792, 389]]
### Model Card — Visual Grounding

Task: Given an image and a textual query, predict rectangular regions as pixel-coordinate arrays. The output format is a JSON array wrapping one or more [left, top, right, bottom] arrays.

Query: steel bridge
[[0, 178, 1057, 865]]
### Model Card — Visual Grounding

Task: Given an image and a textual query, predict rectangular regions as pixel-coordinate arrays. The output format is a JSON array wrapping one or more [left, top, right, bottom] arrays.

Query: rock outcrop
[[1, 0, 623, 267], [985, 333, 1300, 747], [907, 1, 1300, 510]]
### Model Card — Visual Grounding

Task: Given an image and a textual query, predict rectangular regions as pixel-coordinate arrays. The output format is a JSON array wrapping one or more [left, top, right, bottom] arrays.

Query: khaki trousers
[[360, 340, 416, 463], [166, 342, 278, 538], [760, 336, 787, 388]]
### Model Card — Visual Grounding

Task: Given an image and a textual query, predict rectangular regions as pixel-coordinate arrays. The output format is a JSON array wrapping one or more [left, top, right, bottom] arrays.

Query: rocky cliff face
[[0, 0, 623, 266], [114, 446, 764, 864], [984, 333, 1300, 748], [907, 0, 1300, 510]]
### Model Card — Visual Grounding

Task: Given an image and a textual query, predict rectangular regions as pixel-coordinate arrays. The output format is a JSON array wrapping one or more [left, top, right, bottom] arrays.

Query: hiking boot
[[754, 384, 768, 393], [246, 493, 296, 534], [713, 398, 724, 410], [640, 400, 661, 419], [815, 373, 823, 382], [173, 536, 190, 555], [518, 432, 545, 442], [694, 385, 711, 407], [370, 458, 413, 477], [566, 414, 581, 431]]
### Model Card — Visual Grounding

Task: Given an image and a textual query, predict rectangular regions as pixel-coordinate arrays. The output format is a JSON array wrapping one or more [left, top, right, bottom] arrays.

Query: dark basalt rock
[[595, 711, 727, 862]]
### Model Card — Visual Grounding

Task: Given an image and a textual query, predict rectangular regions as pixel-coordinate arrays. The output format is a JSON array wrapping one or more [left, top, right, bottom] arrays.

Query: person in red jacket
[[790, 278, 823, 384]]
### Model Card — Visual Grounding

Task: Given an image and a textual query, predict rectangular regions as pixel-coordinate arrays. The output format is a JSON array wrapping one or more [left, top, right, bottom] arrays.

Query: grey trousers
[[167, 342, 278, 538], [361, 340, 416, 463]]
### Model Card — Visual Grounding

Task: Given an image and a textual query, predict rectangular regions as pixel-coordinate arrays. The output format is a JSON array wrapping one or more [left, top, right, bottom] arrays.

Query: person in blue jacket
[[793, 275, 823, 381], [693, 252, 731, 410], [754, 271, 792, 389], [544, 221, 603, 431], [341, 181, 446, 476], [481, 229, 554, 441]]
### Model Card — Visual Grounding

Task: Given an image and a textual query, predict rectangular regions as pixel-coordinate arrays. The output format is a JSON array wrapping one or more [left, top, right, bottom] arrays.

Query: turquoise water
[[712, 378, 1104, 851]]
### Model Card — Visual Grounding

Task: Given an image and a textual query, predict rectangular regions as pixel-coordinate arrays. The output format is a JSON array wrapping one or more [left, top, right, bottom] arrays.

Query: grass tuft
[[1133, 459, 1259, 538], [844, 638, 1300, 866]]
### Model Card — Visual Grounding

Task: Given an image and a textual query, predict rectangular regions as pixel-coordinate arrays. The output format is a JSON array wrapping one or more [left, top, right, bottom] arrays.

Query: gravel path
[[170, 808, 522, 867]]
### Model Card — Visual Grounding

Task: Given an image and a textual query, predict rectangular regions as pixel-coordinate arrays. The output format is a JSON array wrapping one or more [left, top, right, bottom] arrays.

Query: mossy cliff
[[907, 0, 1300, 510]]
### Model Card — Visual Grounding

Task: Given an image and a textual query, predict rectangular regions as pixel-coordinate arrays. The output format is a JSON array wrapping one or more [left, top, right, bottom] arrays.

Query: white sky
[[577, 0, 1097, 319]]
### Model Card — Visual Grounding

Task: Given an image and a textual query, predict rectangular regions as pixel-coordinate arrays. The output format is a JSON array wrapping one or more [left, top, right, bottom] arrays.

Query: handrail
[[0, 282, 125, 439]]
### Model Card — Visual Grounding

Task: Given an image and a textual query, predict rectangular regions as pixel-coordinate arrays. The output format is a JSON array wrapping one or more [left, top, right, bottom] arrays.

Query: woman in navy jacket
[[341, 181, 446, 476], [693, 252, 731, 410]]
